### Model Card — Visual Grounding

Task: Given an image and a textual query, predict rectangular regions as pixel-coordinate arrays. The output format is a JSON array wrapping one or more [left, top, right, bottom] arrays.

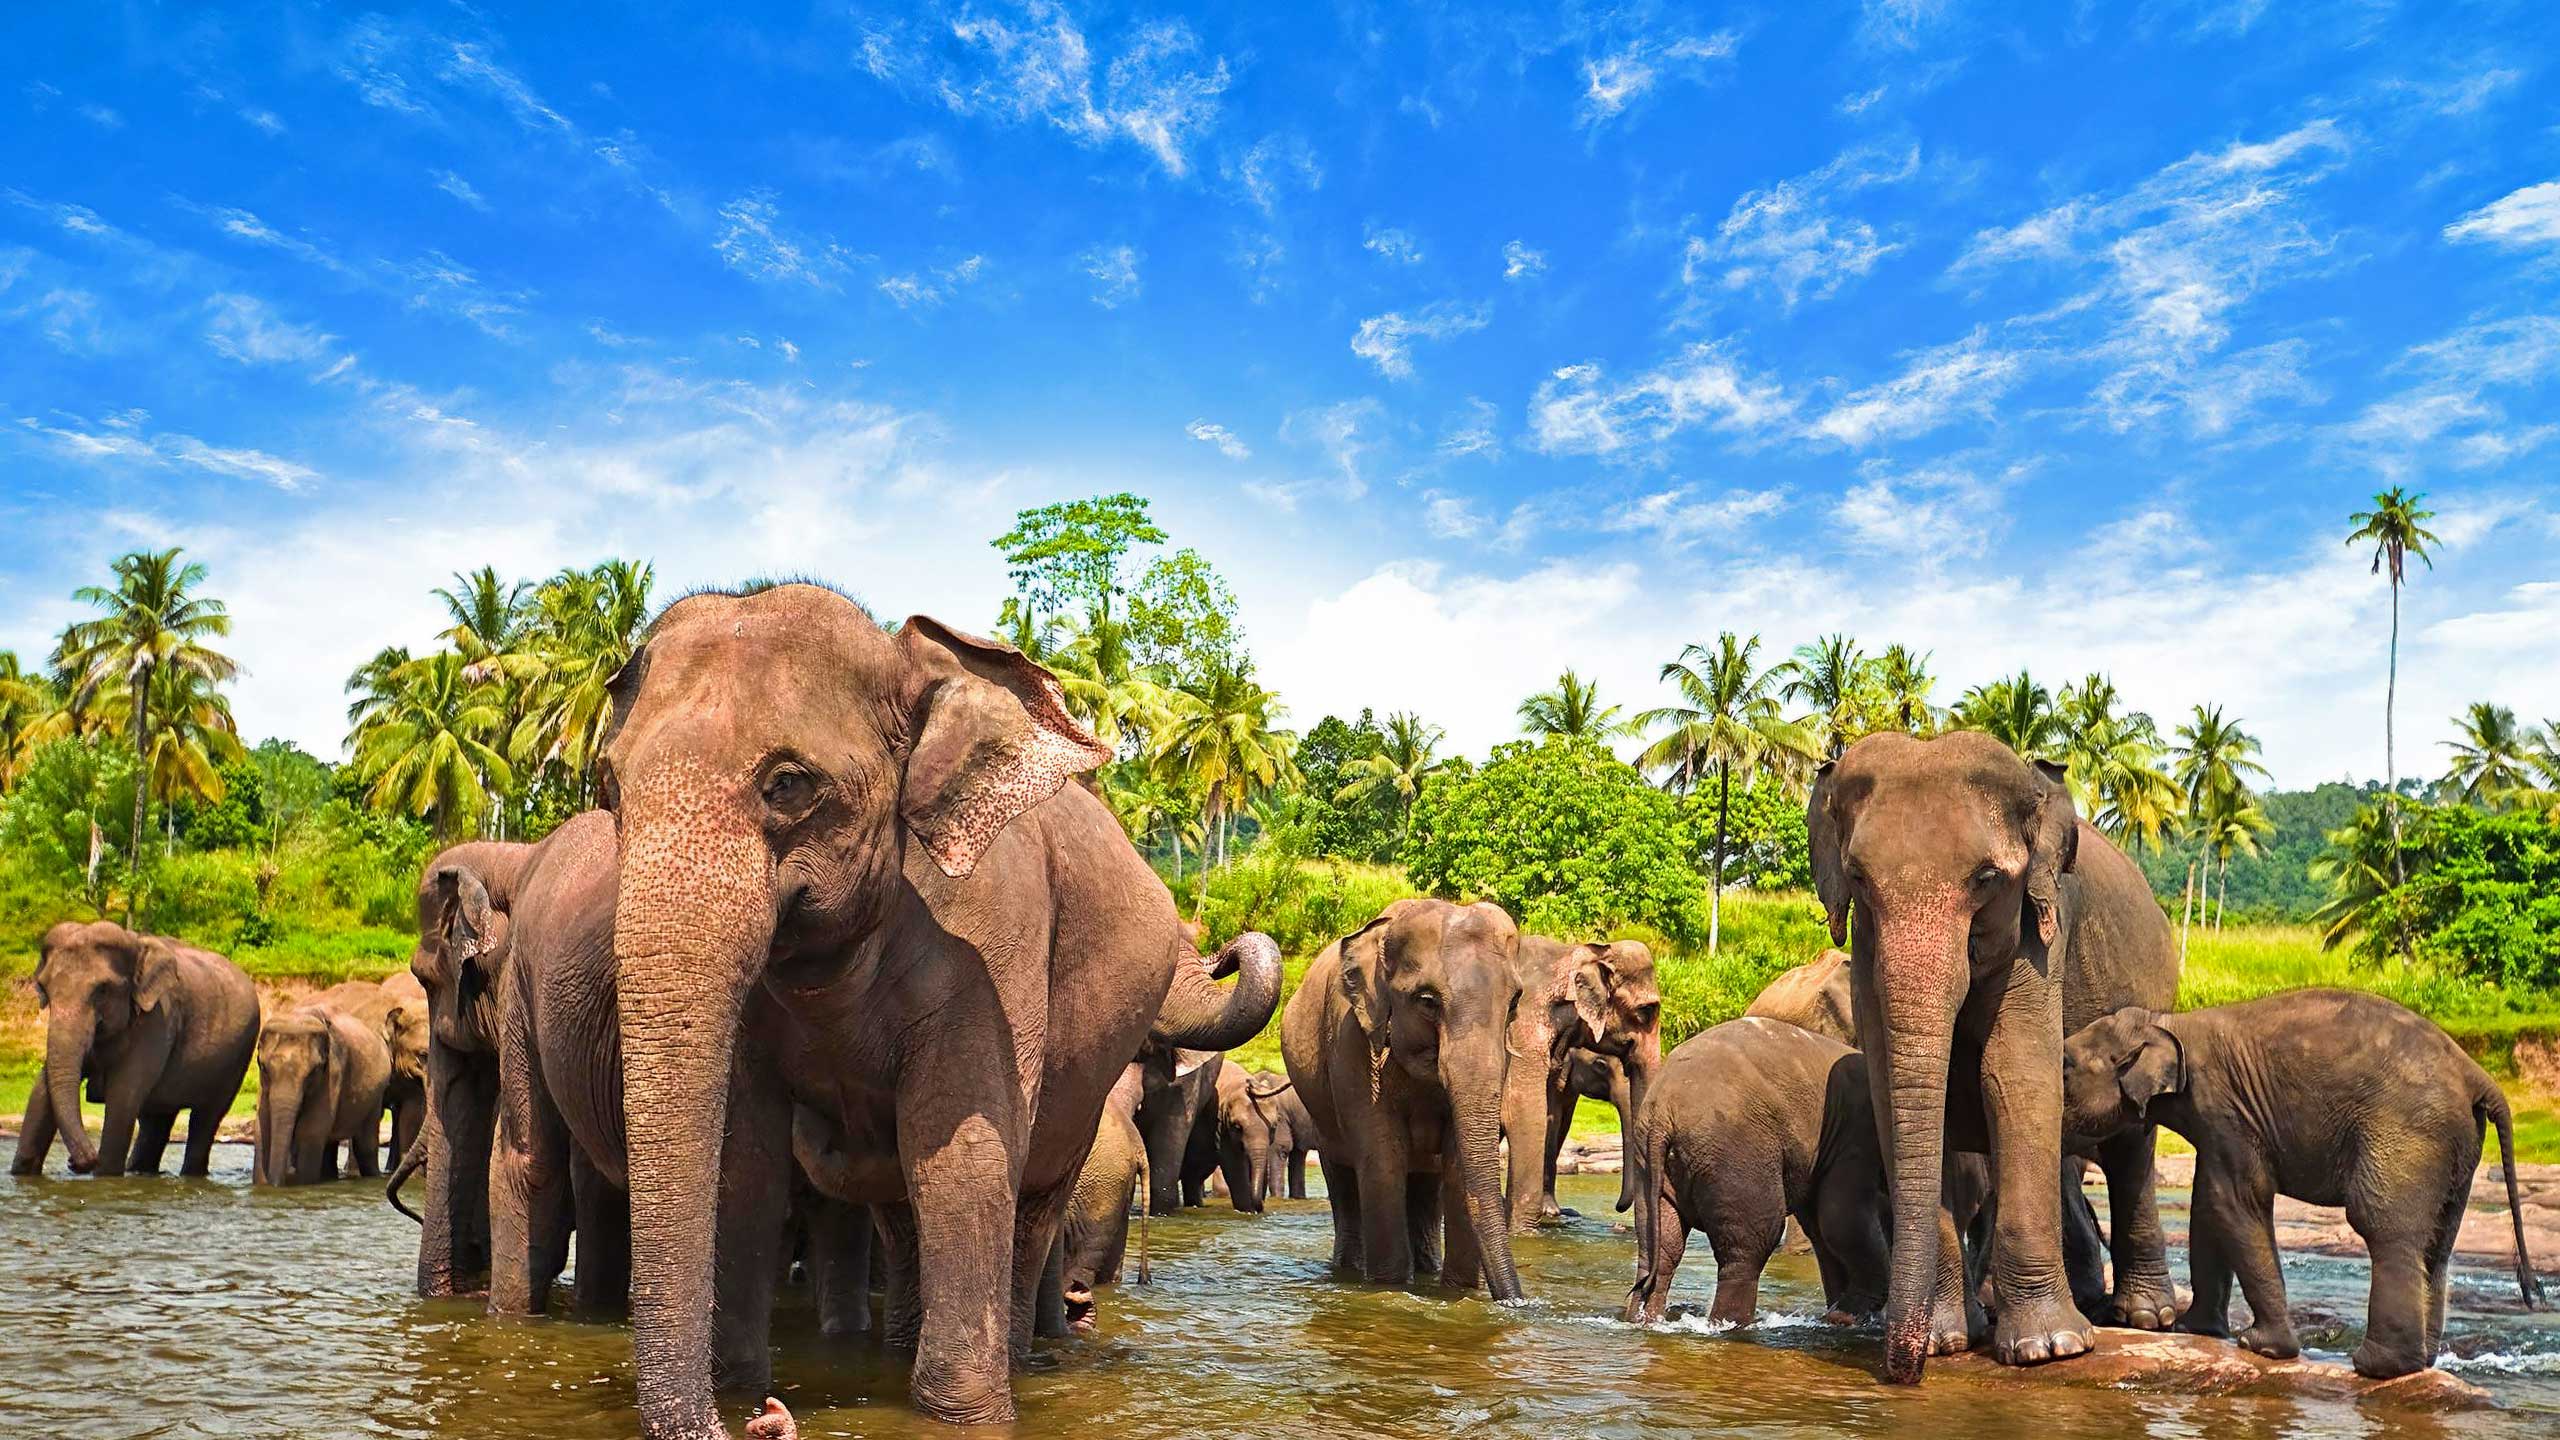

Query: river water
[[2, 1149, 2553, 1440]]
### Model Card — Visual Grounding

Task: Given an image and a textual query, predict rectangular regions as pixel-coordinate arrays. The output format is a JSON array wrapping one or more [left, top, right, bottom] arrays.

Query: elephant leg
[[2173, 1171, 2237, 1339], [2096, 1125, 2176, 1329], [2061, 1157, 2109, 1320], [1440, 1159, 1483, 1293], [391, 1096, 425, 1177], [2199, 1158, 2295, 1361], [1320, 1154, 1364, 1274], [126, 1111, 176, 1175], [2423, 1183, 2463, 1365], [570, 1149, 631, 1312], [1979, 968, 2091, 1368], [876, 1202, 924, 1349], [488, 1054, 574, 1317], [1707, 1213, 1784, 1327], [1015, 1179, 1072, 1350], [1357, 1152, 1415, 1286], [1816, 1169, 1889, 1318], [351, 1109, 383, 1178], [11, 1076, 57, 1175], [1289, 1151, 1308, 1200], [93, 1082, 145, 1180], [1624, 1175, 1688, 1325], [1406, 1172, 1442, 1276], [898, 1073, 1024, 1424], [178, 1102, 221, 1178], [2349, 1182, 2450, 1379], [1541, 1076, 1573, 1220], [711, 1071, 792, 1396], [812, 1199, 874, 1340], [1933, 1153, 1987, 1352]]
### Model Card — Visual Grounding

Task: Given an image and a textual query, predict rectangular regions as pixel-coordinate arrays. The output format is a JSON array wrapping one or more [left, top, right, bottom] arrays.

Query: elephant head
[[1559, 940, 1662, 1212], [256, 1007, 345, 1186], [1341, 898, 1525, 1300], [1809, 730, 2078, 1381], [410, 860, 509, 1055], [31, 921, 179, 1174], [2060, 1008, 2180, 1143], [597, 585, 1110, 1437], [1214, 1067, 1281, 1213]]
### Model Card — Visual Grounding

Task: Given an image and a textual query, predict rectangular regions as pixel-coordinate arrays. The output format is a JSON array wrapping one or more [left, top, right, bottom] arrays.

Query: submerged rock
[[1932, 1329, 2495, 1412]]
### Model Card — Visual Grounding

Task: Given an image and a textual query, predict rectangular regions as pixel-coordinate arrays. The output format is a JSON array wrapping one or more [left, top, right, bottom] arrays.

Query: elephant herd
[[4, 591, 2546, 1440]]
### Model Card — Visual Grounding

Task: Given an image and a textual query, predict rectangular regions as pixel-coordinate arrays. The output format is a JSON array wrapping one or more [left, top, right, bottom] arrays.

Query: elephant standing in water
[[1056, 1063, 1149, 1331], [1503, 936, 1661, 1231], [1282, 898, 1525, 1299], [403, 837, 533, 1295], [597, 586, 1279, 1432], [1134, 1041, 1225, 1214], [313, 972, 430, 1170], [255, 998, 391, 1185], [1810, 731, 2179, 1381], [1213, 1067, 1312, 1212], [11, 921, 256, 1178]]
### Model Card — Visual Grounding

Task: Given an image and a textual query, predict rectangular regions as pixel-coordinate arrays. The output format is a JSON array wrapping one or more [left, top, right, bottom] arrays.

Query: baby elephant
[[1624, 1017, 1887, 1327], [255, 1001, 393, 1186], [2063, 990, 2543, 1378], [1057, 1064, 1150, 1333]]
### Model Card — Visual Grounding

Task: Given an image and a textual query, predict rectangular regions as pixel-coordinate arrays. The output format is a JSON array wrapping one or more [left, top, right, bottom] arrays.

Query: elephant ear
[[433, 865, 498, 976], [1568, 944, 1613, 1041], [2116, 1011, 2183, 1110], [2025, 759, 2081, 948], [897, 615, 1113, 880], [1336, 910, 1398, 1068], [1808, 760, 1853, 946], [132, 935, 183, 1015]]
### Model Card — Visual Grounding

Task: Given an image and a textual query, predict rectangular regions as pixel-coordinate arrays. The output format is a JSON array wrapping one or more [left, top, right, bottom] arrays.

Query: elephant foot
[[7, 1158, 38, 1177], [68, 1154, 97, 1175], [1926, 1287, 1979, 1356], [2172, 1311, 2231, 1340], [2350, 1338, 2423, 1379], [1991, 1293, 2094, 1367], [745, 1398, 799, 1440], [2109, 1277, 2182, 1331], [2240, 1321, 2301, 1362]]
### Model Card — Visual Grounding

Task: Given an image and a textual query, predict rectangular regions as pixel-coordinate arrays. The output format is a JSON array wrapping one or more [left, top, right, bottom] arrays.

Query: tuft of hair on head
[[644, 576, 884, 637]]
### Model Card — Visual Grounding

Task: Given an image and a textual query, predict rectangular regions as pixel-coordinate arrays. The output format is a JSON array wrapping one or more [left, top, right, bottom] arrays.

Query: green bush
[[141, 850, 262, 947]]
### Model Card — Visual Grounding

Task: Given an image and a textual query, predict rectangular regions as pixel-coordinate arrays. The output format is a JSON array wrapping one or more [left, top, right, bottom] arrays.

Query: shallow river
[[2, 1149, 2554, 1440]]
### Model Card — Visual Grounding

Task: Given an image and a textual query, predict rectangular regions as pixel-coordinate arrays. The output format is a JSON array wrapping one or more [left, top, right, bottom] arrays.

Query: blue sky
[[3, 1, 2556, 786]]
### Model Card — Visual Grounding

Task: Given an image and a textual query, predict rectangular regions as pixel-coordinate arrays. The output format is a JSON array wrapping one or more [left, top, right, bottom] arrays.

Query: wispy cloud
[[714, 194, 848, 288], [435, 170, 489, 210], [1501, 240, 1547, 281], [1280, 398, 1382, 499], [1363, 223, 1423, 265], [1083, 244, 1141, 307], [1351, 302, 1489, 379], [203, 294, 337, 367], [14, 412, 319, 490], [1603, 485, 1789, 547], [1529, 341, 1794, 457], [1832, 458, 2017, 561], [878, 254, 986, 308], [1685, 142, 1917, 310], [1813, 329, 2022, 447], [2445, 180, 2560, 252], [1185, 419, 1249, 459], [1231, 134, 1321, 214], [1580, 31, 1740, 125]]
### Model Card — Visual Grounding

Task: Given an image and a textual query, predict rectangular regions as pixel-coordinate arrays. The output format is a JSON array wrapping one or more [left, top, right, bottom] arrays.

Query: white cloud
[[201, 205, 359, 279], [2445, 180, 2560, 252], [1185, 419, 1250, 460], [876, 254, 986, 309], [204, 294, 336, 367], [1083, 243, 1141, 307], [240, 107, 286, 135], [1421, 490, 1483, 539], [1501, 240, 1547, 281], [1814, 330, 2022, 447], [714, 194, 843, 288], [1861, 0, 1952, 47], [1830, 460, 2015, 561], [1580, 31, 1739, 125], [1231, 133, 1322, 214], [15, 412, 318, 490], [1280, 398, 1382, 498], [1529, 342, 1795, 456], [1687, 143, 1917, 309], [2332, 313, 2560, 474], [1350, 301, 1490, 379], [435, 169, 490, 210], [1439, 398, 1501, 459], [1363, 223, 1423, 264], [1602, 485, 1790, 547], [78, 103, 123, 130], [912, 2, 1229, 177], [440, 41, 575, 136]]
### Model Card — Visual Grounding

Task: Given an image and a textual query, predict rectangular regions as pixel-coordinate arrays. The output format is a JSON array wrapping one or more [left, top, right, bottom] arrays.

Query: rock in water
[[1931, 1329, 2494, 1412]]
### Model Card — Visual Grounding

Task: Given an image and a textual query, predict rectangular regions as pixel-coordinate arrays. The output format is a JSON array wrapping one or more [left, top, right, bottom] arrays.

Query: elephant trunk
[[387, 1129, 428, 1222], [1875, 926, 1967, 1384], [1150, 932, 1281, 1050], [45, 1009, 98, 1173], [1614, 1037, 1658, 1215], [417, 1044, 494, 1295], [1447, 1050, 1523, 1302], [616, 823, 773, 1440], [1224, 1124, 1269, 1214], [257, 1071, 298, 1185]]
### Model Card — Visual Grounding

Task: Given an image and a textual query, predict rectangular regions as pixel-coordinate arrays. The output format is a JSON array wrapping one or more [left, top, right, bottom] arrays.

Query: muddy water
[[2, 1151, 2553, 1440]]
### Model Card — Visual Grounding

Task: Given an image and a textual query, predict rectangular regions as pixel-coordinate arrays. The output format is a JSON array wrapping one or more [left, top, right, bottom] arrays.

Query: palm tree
[[434, 567, 535, 679], [1870, 644, 1939, 734], [1334, 710, 1446, 834], [93, 664, 247, 852], [2439, 701, 2543, 809], [2055, 674, 2184, 852], [53, 548, 239, 882], [2196, 786, 2274, 931], [0, 651, 59, 791], [2171, 705, 2270, 960], [1954, 670, 2060, 759], [1635, 634, 1819, 954], [2345, 488, 2441, 877], [349, 652, 515, 841], [1776, 633, 1866, 757], [1105, 769, 1204, 882], [1153, 662, 1296, 877], [511, 559, 654, 801], [2310, 802, 2422, 959], [344, 645, 413, 728], [1517, 669, 1634, 741]]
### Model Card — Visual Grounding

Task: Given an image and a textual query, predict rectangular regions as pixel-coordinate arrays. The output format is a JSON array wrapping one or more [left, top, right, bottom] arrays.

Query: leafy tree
[[2196, 785, 2275, 930], [509, 559, 653, 808], [1295, 711, 1399, 861], [434, 566, 534, 679], [1334, 711, 1446, 840], [1517, 669, 1634, 741], [0, 650, 59, 790], [2172, 704, 2270, 955], [1128, 548, 1242, 687], [1869, 644, 1940, 734], [2440, 701, 2544, 809], [1634, 633, 1818, 953], [0, 735, 143, 916], [1695, 773, 1812, 892], [349, 652, 514, 842], [992, 493, 1166, 629], [2345, 487, 2441, 877], [2055, 673, 2182, 852], [1152, 661, 1295, 876], [1403, 737, 1709, 944], [344, 645, 412, 728], [104, 664, 247, 852], [1954, 670, 2061, 759], [53, 547, 239, 889], [1776, 633, 1865, 757]]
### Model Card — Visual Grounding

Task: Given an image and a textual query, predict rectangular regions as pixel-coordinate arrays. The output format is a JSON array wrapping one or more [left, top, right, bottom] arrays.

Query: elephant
[[597, 586, 1281, 1432], [313, 971, 430, 1170], [1744, 949, 1855, 1042], [1215, 1067, 1312, 1211], [405, 836, 535, 1295], [1254, 1072, 1317, 1200], [11, 921, 257, 1178], [1623, 1017, 1888, 1327], [1503, 936, 1662, 1232], [1281, 897, 1525, 1300], [1810, 730, 2180, 1381], [1134, 1041, 1226, 1214], [2062, 991, 2544, 1377], [1056, 1063, 1149, 1331], [255, 997, 391, 1185]]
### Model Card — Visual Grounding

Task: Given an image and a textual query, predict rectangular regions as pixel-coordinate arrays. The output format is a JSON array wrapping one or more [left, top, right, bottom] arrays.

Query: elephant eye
[[1414, 988, 1443, 1014], [1973, 863, 2004, 887], [761, 766, 816, 815], [1633, 1002, 1659, 1026]]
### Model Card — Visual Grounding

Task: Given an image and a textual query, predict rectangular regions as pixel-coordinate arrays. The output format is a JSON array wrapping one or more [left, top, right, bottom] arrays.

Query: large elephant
[[598, 586, 1280, 1433], [255, 997, 391, 1185], [1281, 898, 1524, 1300], [1503, 936, 1661, 1231], [1134, 1042, 1225, 1214], [11, 921, 257, 1178], [1744, 949, 1854, 1042], [1810, 731, 2179, 1381]]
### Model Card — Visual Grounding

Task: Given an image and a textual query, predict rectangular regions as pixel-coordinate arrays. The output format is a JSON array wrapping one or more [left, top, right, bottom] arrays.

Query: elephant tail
[[1134, 1144, 1152, 1286], [1621, 1114, 1673, 1324], [386, 1129, 428, 1224], [2481, 1084, 2542, 1309]]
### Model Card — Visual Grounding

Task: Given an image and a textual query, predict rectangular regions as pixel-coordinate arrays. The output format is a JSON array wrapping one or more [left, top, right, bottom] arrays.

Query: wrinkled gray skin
[[1282, 898, 1526, 1300], [1745, 949, 1855, 1042], [1811, 731, 2179, 1381], [12, 921, 257, 1178], [1537, 1049, 1630, 1218], [255, 999, 391, 1185], [1504, 938, 1662, 1233], [1215, 1067, 1312, 1211], [1135, 1042, 1225, 1215], [406, 838, 532, 1296], [2063, 991, 2545, 1377], [314, 972, 429, 1171], [1624, 1017, 1888, 1327], [599, 587, 1279, 1434], [1056, 1064, 1149, 1331]]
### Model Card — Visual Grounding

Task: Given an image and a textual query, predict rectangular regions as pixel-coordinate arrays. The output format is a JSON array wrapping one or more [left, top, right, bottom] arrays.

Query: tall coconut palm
[[1635, 633, 1818, 955], [53, 548, 239, 881], [511, 559, 653, 799], [2056, 674, 2183, 852], [0, 651, 60, 791], [2196, 787, 2274, 931], [1517, 669, 1634, 741], [2439, 701, 2542, 809], [1775, 633, 1867, 757], [434, 567, 535, 679], [349, 652, 514, 841], [1154, 662, 1296, 875], [2171, 705, 2270, 960], [1870, 644, 1939, 735], [2345, 488, 2440, 876], [92, 665, 247, 852], [1954, 670, 2060, 760], [1334, 710, 1446, 834]]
